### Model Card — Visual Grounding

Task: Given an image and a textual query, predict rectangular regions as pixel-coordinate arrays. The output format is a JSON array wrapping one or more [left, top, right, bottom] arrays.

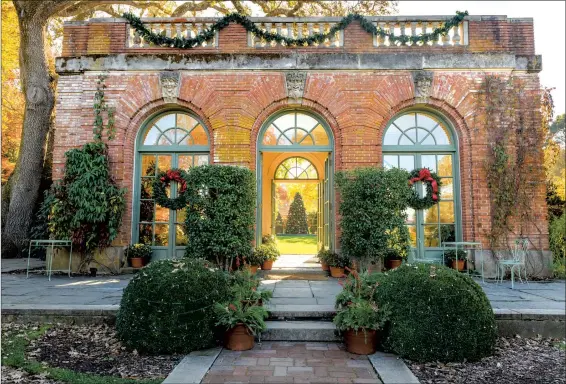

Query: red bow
[[409, 168, 438, 201]]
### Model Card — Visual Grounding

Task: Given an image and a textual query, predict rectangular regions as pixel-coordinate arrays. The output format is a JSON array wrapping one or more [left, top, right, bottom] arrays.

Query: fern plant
[[214, 301, 268, 336]]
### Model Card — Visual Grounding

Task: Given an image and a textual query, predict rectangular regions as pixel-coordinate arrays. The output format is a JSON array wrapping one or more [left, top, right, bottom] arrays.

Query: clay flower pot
[[452, 259, 465, 271], [248, 265, 259, 274], [225, 324, 254, 351], [385, 259, 402, 270], [130, 257, 143, 269], [320, 262, 329, 271], [344, 329, 378, 355], [262, 260, 274, 270], [329, 266, 345, 278]]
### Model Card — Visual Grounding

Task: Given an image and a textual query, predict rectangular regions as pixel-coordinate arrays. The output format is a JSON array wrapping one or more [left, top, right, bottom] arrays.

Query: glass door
[[137, 153, 209, 260], [383, 153, 457, 262]]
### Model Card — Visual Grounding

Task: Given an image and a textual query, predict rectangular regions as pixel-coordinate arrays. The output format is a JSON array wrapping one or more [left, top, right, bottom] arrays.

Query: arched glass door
[[134, 111, 210, 260], [257, 110, 334, 250], [382, 111, 460, 262]]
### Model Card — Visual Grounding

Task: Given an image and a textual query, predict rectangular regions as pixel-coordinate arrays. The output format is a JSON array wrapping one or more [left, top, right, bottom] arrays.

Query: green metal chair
[[497, 238, 529, 289]]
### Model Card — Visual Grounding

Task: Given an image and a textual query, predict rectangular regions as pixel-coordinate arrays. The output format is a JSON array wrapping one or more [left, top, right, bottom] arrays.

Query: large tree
[[286, 192, 309, 234], [2, 0, 396, 257]]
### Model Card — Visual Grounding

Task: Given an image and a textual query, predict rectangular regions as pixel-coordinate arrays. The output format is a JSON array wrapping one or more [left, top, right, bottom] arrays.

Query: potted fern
[[326, 252, 351, 278], [214, 300, 268, 351], [229, 269, 272, 306]]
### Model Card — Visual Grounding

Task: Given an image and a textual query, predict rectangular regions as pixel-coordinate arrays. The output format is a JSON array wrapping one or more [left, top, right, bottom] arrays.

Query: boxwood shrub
[[116, 258, 230, 354], [374, 264, 497, 362]]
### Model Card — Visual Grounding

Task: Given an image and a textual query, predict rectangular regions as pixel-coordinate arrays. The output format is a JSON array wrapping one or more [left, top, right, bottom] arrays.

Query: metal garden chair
[[497, 238, 529, 289]]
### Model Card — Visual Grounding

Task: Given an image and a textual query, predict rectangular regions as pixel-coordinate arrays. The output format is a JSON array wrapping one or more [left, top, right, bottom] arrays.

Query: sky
[[397, 1, 566, 117]]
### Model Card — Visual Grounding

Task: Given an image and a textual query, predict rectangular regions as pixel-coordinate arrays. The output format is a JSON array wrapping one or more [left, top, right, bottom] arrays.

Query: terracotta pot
[[130, 257, 143, 269], [452, 259, 465, 271], [262, 260, 274, 270], [248, 265, 259, 274], [225, 324, 254, 351], [320, 262, 329, 271], [385, 259, 402, 270], [329, 266, 345, 278], [344, 329, 378, 355]]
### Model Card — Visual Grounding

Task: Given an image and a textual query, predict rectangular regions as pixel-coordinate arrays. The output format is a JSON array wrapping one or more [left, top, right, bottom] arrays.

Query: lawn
[[275, 235, 317, 255]]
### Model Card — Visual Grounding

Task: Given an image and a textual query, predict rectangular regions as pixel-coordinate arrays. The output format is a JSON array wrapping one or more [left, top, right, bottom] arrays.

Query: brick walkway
[[201, 342, 381, 384]]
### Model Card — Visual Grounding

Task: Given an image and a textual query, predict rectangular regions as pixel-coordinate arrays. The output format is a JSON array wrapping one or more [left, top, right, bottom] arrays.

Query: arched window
[[382, 110, 459, 263], [275, 157, 318, 180], [135, 111, 210, 260], [260, 111, 331, 148]]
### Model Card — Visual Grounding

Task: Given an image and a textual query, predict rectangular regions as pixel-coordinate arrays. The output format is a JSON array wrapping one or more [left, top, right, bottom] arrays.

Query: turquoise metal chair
[[497, 238, 529, 289]]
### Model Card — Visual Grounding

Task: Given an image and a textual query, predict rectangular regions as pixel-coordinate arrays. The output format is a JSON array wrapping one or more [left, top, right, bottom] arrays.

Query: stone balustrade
[[128, 19, 218, 48]]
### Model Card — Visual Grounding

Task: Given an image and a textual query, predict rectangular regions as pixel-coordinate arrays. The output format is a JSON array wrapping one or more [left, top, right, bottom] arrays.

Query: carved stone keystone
[[160, 72, 181, 103], [412, 71, 434, 101], [285, 71, 307, 101]]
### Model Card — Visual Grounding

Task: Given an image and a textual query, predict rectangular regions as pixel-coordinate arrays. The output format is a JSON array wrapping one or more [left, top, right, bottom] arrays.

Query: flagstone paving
[[201, 342, 382, 384], [2, 273, 564, 314]]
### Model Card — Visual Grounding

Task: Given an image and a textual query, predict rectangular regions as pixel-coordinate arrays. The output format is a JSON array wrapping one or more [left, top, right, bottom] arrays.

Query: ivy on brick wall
[[122, 11, 468, 49]]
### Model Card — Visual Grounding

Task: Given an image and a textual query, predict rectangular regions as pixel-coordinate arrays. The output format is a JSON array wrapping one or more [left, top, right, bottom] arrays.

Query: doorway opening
[[256, 110, 334, 257]]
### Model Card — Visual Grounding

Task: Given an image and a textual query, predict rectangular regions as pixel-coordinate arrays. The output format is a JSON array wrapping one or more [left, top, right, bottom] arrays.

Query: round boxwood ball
[[116, 258, 230, 354], [375, 264, 497, 362]]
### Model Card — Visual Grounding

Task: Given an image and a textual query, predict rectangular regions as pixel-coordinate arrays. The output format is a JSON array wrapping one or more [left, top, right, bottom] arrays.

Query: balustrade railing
[[124, 16, 469, 49]]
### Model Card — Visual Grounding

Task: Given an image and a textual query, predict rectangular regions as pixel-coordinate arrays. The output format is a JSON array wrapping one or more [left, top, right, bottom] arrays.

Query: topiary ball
[[374, 264, 497, 362], [116, 258, 230, 354]]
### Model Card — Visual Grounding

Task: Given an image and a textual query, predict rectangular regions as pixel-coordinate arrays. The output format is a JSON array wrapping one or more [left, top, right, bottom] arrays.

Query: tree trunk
[[2, 3, 55, 257]]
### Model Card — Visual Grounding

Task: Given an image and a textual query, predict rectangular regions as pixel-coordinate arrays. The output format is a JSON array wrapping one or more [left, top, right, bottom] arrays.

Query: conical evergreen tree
[[275, 212, 285, 234], [286, 192, 309, 234]]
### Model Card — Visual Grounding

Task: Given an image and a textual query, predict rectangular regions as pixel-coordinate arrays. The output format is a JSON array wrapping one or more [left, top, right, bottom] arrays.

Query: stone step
[[261, 320, 340, 341], [266, 304, 335, 320]]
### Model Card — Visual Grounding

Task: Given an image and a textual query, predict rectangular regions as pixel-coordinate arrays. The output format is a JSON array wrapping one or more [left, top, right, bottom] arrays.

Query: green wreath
[[152, 168, 189, 210], [407, 168, 442, 210]]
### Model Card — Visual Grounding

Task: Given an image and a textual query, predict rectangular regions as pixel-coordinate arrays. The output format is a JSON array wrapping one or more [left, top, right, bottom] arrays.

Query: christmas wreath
[[152, 168, 189, 210], [407, 168, 442, 210]]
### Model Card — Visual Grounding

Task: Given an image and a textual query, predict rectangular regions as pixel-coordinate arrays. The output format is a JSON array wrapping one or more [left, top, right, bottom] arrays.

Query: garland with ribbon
[[152, 169, 189, 210], [407, 168, 442, 210], [122, 11, 468, 49]]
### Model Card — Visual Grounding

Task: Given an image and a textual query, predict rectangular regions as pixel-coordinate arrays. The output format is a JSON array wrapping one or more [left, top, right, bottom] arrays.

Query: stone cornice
[[55, 53, 542, 74]]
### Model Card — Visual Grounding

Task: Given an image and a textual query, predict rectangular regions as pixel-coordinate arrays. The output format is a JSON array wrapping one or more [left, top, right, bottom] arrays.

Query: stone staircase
[[258, 256, 342, 341]]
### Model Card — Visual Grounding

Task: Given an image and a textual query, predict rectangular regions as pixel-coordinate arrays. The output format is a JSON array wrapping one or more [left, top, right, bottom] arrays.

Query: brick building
[[54, 14, 551, 276]]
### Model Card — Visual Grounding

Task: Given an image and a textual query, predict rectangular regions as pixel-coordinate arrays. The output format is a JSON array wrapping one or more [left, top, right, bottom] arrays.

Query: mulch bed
[[18, 323, 182, 380], [408, 336, 566, 384]]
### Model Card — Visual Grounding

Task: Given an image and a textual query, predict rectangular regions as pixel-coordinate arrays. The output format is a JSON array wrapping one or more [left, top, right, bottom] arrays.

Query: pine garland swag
[[152, 168, 189, 210], [122, 11, 468, 49], [407, 168, 442, 210]]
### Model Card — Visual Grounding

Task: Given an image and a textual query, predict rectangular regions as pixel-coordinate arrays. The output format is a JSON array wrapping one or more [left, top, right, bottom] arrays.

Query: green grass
[[1, 325, 161, 384], [276, 235, 317, 254]]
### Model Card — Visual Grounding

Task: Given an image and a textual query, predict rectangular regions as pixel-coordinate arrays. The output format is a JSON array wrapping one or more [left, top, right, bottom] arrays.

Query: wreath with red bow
[[152, 168, 189, 210], [407, 168, 442, 210]]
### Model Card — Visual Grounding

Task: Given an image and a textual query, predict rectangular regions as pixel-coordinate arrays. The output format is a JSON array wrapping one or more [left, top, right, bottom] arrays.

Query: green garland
[[123, 11, 468, 49]]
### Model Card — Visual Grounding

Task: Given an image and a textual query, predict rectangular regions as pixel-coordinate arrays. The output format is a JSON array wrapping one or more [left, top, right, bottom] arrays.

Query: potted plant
[[384, 248, 403, 270], [334, 297, 389, 355], [445, 249, 467, 271], [125, 244, 152, 268], [214, 300, 268, 351], [245, 249, 264, 274], [257, 237, 280, 270], [317, 248, 331, 271], [326, 252, 351, 278], [334, 268, 389, 355], [229, 269, 272, 306]]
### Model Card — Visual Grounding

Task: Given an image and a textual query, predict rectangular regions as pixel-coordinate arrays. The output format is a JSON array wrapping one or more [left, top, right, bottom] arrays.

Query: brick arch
[[377, 97, 477, 243], [120, 98, 214, 244], [249, 97, 342, 170]]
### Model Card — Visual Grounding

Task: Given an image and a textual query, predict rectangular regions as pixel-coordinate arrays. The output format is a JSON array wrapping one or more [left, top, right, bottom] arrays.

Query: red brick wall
[[60, 18, 536, 57], [53, 70, 548, 250]]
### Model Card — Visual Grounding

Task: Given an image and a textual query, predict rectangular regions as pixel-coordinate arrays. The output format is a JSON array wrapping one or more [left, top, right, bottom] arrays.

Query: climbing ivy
[[93, 74, 116, 141]]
